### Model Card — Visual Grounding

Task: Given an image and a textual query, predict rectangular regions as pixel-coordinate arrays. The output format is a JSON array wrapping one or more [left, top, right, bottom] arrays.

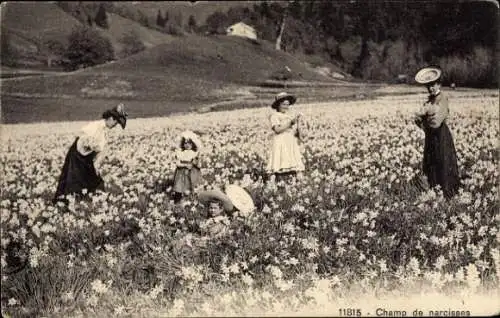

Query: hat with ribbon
[[415, 67, 442, 85], [104, 103, 128, 129], [271, 92, 297, 110]]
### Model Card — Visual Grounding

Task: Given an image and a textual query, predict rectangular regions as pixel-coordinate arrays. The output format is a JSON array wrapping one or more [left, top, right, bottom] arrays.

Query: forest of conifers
[[229, 1, 498, 87]]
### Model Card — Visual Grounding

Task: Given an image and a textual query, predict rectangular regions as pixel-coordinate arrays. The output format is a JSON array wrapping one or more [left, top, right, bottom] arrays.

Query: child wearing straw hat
[[266, 92, 305, 182], [413, 67, 460, 199], [172, 130, 203, 202], [196, 183, 258, 238]]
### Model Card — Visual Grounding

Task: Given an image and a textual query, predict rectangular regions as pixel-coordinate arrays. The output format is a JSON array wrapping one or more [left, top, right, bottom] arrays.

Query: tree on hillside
[[156, 9, 165, 27], [205, 11, 228, 34], [187, 15, 197, 33], [63, 27, 114, 71], [40, 39, 65, 67], [120, 30, 146, 57], [87, 14, 93, 26], [163, 10, 169, 24], [275, 2, 291, 50], [95, 3, 109, 29], [172, 11, 183, 28], [138, 10, 150, 27]]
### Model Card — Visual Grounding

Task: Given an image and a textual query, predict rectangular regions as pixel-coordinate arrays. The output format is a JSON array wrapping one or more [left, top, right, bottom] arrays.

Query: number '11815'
[[339, 308, 362, 316]]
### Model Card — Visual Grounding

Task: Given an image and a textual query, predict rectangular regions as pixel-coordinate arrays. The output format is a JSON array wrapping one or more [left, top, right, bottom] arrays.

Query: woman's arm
[[93, 150, 105, 176], [429, 96, 449, 128], [413, 105, 427, 130], [272, 116, 296, 134]]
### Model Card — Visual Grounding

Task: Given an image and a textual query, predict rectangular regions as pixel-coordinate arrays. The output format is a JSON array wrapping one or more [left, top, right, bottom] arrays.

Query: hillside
[[95, 13, 175, 58], [1, 33, 350, 123], [101, 34, 332, 84], [1, 2, 83, 58], [0, 2, 175, 64], [2, 34, 334, 101]]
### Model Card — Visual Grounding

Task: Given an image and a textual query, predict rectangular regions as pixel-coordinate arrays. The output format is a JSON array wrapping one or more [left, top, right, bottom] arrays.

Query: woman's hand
[[95, 164, 103, 177]]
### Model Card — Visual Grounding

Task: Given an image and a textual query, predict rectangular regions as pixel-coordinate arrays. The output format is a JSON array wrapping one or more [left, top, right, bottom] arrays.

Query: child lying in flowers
[[196, 181, 263, 238]]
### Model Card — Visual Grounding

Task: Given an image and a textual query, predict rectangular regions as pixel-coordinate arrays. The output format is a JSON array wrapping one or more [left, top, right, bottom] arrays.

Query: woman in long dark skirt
[[414, 67, 460, 199], [53, 104, 128, 204]]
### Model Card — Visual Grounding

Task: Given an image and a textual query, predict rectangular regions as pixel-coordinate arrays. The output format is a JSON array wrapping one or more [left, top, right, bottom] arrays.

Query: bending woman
[[53, 104, 128, 204]]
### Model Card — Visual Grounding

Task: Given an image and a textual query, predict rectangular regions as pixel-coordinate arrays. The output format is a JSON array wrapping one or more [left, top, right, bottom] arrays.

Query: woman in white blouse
[[53, 104, 128, 204], [266, 92, 305, 182]]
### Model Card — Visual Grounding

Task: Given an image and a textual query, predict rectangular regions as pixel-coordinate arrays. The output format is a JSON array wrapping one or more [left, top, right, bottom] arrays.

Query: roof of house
[[227, 21, 255, 30]]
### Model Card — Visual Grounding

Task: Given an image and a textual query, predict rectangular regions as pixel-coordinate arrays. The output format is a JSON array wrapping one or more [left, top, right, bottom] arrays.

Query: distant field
[[1, 95, 196, 124], [1, 75, 385, 124]]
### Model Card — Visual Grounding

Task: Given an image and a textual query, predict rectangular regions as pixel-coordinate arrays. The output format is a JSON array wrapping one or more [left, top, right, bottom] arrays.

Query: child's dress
[[266, 111, 305, 174], [173, 149, 202, 194]]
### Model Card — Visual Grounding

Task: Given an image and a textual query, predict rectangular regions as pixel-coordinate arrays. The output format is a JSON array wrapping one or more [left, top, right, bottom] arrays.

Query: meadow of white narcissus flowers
[[1, 91, 499, 317]]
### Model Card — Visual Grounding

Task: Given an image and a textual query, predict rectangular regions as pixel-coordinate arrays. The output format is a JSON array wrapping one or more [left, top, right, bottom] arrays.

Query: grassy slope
[[1, 2, 83, 48], [1, 34, 334, 100], [0, 2, 176, 61], [93, 13, 176, 58], [104, 35, 333, 83]]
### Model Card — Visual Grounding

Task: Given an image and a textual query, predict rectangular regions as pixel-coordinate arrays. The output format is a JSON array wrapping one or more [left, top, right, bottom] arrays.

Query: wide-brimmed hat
[[415, 67, 442, 85], [104, 103, 128, 129], [198, 189, 234, 212], [225, 184, 255, 216], [198, 185, 256, 215], [271, 92, 297, 110], [178, 130, 202, 149]]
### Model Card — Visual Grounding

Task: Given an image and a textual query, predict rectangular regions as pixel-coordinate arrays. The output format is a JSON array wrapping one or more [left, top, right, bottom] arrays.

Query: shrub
[[165, 22, 185, 36], [63, 27, 114, 71], [119, 30, 146, 58]]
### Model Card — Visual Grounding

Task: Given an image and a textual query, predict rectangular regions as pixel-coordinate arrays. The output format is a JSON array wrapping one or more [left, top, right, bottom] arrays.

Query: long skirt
[[266, 131, 305, 174], [423, 123, 460, 199], [173, 166, 201, 194], [53, 138, 104, 203]]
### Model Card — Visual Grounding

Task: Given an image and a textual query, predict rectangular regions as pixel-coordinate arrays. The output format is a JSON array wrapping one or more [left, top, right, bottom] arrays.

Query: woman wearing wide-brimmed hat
[[172, 130, 203, 202], [413, 67, 460, 199], [53, 104, 128, 204], [266, 92, 305, 181]]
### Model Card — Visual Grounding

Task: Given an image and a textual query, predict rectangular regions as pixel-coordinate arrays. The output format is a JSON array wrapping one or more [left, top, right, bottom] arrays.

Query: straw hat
[[198, 185, 255, 215], [415, 67, 442, 84], [271, 92, 297, 110], [198, 189, 234, 212], [225, 184, 255, 216], [179, 130, 202, 149]]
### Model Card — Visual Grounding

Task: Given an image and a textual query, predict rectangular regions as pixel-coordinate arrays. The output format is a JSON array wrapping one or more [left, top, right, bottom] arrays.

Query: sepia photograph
[[0, 1, 498, 317]]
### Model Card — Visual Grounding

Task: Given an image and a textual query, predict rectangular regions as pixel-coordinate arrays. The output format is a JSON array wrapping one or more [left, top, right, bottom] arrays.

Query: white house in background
[[226, 22, 257, 40]]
